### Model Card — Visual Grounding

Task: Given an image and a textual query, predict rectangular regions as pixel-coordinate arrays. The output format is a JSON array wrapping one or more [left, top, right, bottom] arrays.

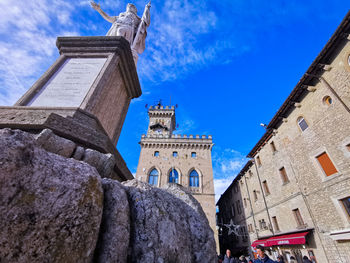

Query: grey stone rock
[[35, 128, 76, 158], [0, 128, 103, 263], [83, 149, 116, 178], [94, 178, 130, 263], [122, 180, 216, 263], [73, 146, 85, 160]]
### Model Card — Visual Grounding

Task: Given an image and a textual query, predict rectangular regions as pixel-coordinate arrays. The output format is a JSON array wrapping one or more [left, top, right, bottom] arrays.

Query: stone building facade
[[217, 11, 350, 263], [216, 166, 251, 257], [135, 104, 218, 250]]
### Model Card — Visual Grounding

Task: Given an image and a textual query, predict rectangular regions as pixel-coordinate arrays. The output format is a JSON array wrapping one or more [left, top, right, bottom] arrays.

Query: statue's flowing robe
[[106, 12, 140, 44]]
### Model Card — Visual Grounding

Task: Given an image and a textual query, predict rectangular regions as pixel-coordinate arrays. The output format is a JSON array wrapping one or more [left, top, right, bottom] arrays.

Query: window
[[279, 167, 289, 184], [346, 143, 350, 152], [262, 180, 270, 195], [340, 196, 350, 218], [148, 169, 159, 186], [323, 96, 333, 106], [236, 200, 242, 214], [292, 208, 305, 227], [316, 152, 338, 176], [253, 190, 258, 201], [249, 170, 253, 177], [231, 203, 235, 217], [256, 156, 262, 166], [191, 152, 197, 158], [172, 151, 178, 157], [259, 219, 267, 230], [154, 151, 159, 157], [272, 216, 280, 232], [243, 198, 247, 208], [248, 224, 254, 233], [270, 141, 277, 152], [297, 116, 308, 131], [169, 168, 179, 183], [189, 170, 199, 187], [234, 185, 239, 193]]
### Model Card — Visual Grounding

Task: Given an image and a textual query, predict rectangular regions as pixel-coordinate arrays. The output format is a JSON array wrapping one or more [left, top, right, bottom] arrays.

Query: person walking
[[302, 255, 312, 263], [276, 255, 285, 262], [289, 256, 297, 263], [254, 245, 277, 263], [223, 249, 235, 263]]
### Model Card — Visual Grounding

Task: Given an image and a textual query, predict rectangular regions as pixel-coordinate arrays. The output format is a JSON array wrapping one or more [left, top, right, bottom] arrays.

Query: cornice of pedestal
[[56, 36, 141, 99]]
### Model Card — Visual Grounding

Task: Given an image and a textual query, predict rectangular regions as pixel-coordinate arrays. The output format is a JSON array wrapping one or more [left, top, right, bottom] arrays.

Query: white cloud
[[214, 175, 236, 203], [0, 0, 81, 106], [212, 147, 247, 202]]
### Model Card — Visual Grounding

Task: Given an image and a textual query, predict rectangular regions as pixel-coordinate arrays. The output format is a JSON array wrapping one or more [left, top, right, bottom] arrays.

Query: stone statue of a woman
[[91, 1, 151, 64]]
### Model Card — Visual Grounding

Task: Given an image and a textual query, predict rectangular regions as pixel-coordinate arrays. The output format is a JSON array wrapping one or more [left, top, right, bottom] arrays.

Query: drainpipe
[[253, 159, 275, 236]]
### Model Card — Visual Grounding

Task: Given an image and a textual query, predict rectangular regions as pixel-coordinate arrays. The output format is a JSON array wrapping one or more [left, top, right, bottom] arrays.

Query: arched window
[[148, 169, 159, 186], [189, 170, 199, 187], [169, 168, 179, 183], [297, 116, 308, 131]]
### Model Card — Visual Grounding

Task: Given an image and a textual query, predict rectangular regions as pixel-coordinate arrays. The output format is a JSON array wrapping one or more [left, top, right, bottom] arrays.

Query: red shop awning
[[266, 231, 309, 246], [251, 238, 269, 247]]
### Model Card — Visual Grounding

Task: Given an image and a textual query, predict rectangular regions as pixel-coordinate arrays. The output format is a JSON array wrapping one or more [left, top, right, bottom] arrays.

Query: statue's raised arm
[[90, 1, 151, 65], [90, 1, 116, 23]]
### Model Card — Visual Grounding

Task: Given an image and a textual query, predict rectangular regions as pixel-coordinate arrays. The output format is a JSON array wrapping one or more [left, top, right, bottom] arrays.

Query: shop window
[[262, 180, 270, 195], [292, 208, 305, 227], [154, 151, 159, 157], [191, 152, 196, 158], [256, 156, 262, 166], [279, 167, 289, 184], [316, 152, 337, 176], [272, 216, 280, 232], [148, 169, 159, 186], [297, 116, 309, 131], [270, 141, 277, 152], [172, 151, 178, 157], [340, 196, 350, 218]]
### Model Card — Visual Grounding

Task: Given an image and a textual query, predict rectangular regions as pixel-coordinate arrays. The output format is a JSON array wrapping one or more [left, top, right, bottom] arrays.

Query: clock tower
[[136, 102, 219, 252], [146, 103, 176, 137]]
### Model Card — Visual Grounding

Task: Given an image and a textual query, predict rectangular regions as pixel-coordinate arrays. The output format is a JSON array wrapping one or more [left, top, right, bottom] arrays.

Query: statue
[[91, 1, 151, 64]]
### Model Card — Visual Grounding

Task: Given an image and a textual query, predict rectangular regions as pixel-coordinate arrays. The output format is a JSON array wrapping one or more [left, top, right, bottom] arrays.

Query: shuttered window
[[292, 208, 305, 227], [316, 152, 337, 176]]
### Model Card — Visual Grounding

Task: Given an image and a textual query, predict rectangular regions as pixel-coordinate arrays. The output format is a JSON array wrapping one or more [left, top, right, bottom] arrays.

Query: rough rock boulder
[[122, 180, 216, 263], [0, 128, 103, 263], [94, 178, 130, 263]]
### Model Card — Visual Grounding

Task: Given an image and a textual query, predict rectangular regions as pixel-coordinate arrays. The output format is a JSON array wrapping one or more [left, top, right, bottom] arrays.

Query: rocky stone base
[[0, 129, 216, 263]]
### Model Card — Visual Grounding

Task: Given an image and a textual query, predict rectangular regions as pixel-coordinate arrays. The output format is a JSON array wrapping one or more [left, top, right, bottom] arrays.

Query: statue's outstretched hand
[[90, 1, 101, 11]]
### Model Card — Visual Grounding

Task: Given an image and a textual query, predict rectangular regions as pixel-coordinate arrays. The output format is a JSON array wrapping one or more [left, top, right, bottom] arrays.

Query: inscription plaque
[[29, 58, 107, 107]]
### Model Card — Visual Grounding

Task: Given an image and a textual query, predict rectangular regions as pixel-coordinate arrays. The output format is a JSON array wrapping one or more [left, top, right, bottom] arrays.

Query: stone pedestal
[[0, 36, 141, 181], [15, 36, 141, 145]]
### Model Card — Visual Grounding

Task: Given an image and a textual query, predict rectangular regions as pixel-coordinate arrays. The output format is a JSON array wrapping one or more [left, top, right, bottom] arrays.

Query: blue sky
[[0, 0, 349, 201]]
